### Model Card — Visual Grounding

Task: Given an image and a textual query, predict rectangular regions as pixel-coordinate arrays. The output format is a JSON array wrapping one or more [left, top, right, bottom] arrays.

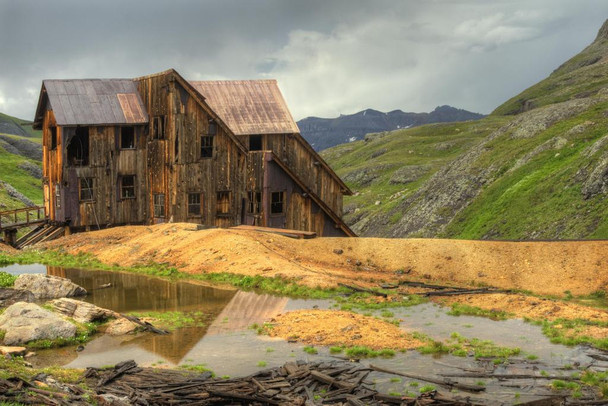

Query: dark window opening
[[175, 125, 180, 162], [249, 135, 262, 151], [120, 126, 135, 149], [79, 178, 94, 202], [247, 190, 261, 214], [271, 191, 285, 214], [188, 193, 202, 216], [50, 127, 57, 150], [201, 135, 213, 158], [120, 175, 136, 199], [55, 184, 61, 208], [216, 191, 231, 215], [208, 120, 217, 135], [153, 116, 166, 139], [153, 193, 165, 217], [67, 127, 89, 166]]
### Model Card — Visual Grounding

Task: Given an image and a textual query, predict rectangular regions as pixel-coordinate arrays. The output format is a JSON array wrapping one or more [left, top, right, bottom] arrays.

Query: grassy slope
[[0, 111, 42, 138], [323, 24, 608, 239]]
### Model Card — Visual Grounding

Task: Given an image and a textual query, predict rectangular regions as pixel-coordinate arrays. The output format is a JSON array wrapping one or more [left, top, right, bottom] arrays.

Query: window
[[201, 136, 213, 158], [249, 135, 262, 151], [216, 191, 231, 215], [153, 116, 165, 139], [271, 191, 285, 214], [188, 193, 202, 216], [120, 127, 135, 149], [247, 191, 261, 214], [55, 184, 61, 208], [66, 127, 89, 166], [79, 178, 94, 202], [153, 193, 165, 217], [50, 127, 57, 150], [120, 175, 136, 199]]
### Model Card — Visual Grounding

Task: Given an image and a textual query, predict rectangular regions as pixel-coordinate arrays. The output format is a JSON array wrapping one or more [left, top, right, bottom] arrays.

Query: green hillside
[[323, 20, 608, 239], [0, 112, 43, 212]]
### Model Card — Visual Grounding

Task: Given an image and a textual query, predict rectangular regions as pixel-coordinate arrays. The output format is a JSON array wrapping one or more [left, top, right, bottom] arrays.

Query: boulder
[[50, 298, 117, 323], [0, 287, 35, 307], [13, 274, 87, 300], [0, 302, 77, 345]]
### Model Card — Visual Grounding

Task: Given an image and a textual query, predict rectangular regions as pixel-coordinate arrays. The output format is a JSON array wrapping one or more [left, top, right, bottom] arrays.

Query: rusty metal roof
[[42, 79, 148, 126], [189, 80, 299, 135]]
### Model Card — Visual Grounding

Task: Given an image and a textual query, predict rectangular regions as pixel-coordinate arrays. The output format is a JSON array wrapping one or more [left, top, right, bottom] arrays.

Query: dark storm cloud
[[0, 0, 606, 120]]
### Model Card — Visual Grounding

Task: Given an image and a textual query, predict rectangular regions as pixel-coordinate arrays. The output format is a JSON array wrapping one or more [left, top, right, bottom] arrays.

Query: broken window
[[201, 135, 213, 158], [216, 191, 231, 215], [120, 126, 135, 149], [153, 193, 165, 217], [208, 120, 217, 135], [66, 127, 89, 166], [249, 135, 262, 151], [50, 127, 57, 150], [55, 184, 61, 208], [120, 175, 136, 199], [271, 191, 285, 214], [188, 193, 202, 216], [153, 116, 166, 139], [247, 190, 261, 214], [79, 178, 94, 202]]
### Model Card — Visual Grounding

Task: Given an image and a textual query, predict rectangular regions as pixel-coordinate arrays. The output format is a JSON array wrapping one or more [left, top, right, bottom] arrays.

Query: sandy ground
[[39, 223, 608, 297], [0, 243, 17, 254], [266, 310, 424, 350]]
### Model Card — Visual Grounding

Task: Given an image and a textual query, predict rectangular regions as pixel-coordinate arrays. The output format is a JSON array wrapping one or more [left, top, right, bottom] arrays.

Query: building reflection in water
[[45, 267, 289, 365]]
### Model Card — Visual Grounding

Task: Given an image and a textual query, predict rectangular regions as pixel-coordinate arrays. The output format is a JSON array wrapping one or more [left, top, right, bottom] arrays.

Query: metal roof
[[43, 79, 148, 126], [189, 80, 299, 135]]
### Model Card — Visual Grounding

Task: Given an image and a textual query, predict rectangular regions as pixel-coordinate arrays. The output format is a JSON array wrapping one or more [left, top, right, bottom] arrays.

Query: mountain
[[322, 19, 608, 240], [297, 105, 485, 151], [0, 113, 42, 211]]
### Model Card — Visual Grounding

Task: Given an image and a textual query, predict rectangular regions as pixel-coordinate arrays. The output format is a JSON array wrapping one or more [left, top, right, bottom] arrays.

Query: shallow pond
[[2, 263, 602, 403]]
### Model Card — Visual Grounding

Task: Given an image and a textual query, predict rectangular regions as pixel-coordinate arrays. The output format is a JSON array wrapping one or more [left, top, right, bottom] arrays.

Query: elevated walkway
[[0, 206, 61, 247]]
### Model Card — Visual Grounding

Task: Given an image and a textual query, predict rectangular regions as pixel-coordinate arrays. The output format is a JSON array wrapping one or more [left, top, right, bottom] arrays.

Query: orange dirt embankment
[[38, 223, 608, 297]]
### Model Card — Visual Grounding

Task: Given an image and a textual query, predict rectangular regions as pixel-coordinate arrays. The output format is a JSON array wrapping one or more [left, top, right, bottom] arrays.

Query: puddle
[[1, 263, 601, 403]]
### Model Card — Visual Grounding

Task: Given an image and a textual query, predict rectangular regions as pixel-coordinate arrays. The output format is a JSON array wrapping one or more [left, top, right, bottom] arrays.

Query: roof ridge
[[188, 79, 278, 84]]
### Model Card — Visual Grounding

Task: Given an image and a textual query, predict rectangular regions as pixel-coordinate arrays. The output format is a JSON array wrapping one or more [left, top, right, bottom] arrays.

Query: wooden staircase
[[0, 206, 64, 248], [15, 224, 65, 249]]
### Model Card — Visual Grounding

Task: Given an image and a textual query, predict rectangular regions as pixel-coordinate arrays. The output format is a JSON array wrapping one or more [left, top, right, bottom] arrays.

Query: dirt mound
[[433, 293, 608, 322], [0, 242, 17, 254], [38, 223, 608, 296], [266, 310, 423, 350]]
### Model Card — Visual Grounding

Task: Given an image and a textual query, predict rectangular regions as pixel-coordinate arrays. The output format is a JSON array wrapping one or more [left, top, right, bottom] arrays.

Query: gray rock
[[389, 165, 430, 185], [582, 152, 608, 199], [105, 318, 139, 336], [17, 161, 42, 179], [50, 298, 117, 323], [0, 181, 35, 207], [0, 302, 77, 345], [0, 287, 35, 307], [14, 274, 87, 300]]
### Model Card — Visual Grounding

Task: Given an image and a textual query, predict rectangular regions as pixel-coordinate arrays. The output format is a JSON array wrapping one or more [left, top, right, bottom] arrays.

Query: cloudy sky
[[0, 0, 606, 121]]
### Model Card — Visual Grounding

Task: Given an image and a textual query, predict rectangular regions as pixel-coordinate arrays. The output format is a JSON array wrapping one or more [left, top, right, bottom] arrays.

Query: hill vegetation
[[0, 113, 42, 211], [323, 20, 608, 239]]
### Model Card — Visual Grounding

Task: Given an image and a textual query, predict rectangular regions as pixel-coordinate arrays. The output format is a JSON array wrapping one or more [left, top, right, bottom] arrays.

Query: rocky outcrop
[[13, 274, 87, 300], [582, 152, 608, 199], [105, 318, 139, 336], [50, 298, 117, 323], [0, 287, 35, 307], [0, 302, 77, 345], [389, 165, 430, 185]]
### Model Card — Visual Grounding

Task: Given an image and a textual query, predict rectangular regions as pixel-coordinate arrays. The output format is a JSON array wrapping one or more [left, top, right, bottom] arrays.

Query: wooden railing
[[0, 206, 47, 231]]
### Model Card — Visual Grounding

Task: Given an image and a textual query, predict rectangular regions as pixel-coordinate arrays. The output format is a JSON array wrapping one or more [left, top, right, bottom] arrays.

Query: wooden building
[[33, 69, 354, 237]]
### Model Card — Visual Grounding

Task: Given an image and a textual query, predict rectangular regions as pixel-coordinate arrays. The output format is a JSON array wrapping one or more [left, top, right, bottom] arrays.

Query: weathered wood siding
[[245, 152, 348, 237], [135, 72, 246, 227], [256, 134, 343, 217], [42, 109, 60, 221]]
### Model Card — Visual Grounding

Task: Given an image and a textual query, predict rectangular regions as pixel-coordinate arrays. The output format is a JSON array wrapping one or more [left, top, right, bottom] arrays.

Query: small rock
[[24, 352, 36, 358], [374, 200, 381, 206], [354, 260, 362, 266], [50, 298, 116, 323], [333, 249, 344, 255], [351, 334, 362, 340], [341, 325, 356, 333], [0, 346, 27, 357], [105, 318, 139, 336], [98, 393, 131, 406], [0, 288, 35, 307]]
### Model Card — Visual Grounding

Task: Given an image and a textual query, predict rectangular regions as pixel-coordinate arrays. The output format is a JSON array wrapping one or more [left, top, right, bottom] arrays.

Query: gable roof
[[34, 79, 147, 128], [189, 80, 299, 136]]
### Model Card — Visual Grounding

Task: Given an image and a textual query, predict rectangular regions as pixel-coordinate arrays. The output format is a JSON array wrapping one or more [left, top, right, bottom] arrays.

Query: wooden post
[[3, 229, 17, 247]]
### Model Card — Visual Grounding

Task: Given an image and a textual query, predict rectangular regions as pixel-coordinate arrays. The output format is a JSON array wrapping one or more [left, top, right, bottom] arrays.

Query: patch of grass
[[389, 377, 401, 383], [447, 303, 511, 320], [528, 318, 608, 350], [413, 332, 520, 362], [127, 311, 207, 331], [0, 271, 17, 287], [303, 345, 318, 355], [329, 346, 343, 354], [257, 361, 267, 367], [179, 364, 215, 376], [419, 385, 436, 393], [26, 320, 99, 349], [344, 346, 395, 358]]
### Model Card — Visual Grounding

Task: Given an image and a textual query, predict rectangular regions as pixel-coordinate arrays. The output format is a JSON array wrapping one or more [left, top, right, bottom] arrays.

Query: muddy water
[[1, 264, 598, 402]]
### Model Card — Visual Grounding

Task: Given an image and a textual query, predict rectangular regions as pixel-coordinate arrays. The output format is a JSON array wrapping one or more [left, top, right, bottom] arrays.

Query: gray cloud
[[0, 0, 606, 121]]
